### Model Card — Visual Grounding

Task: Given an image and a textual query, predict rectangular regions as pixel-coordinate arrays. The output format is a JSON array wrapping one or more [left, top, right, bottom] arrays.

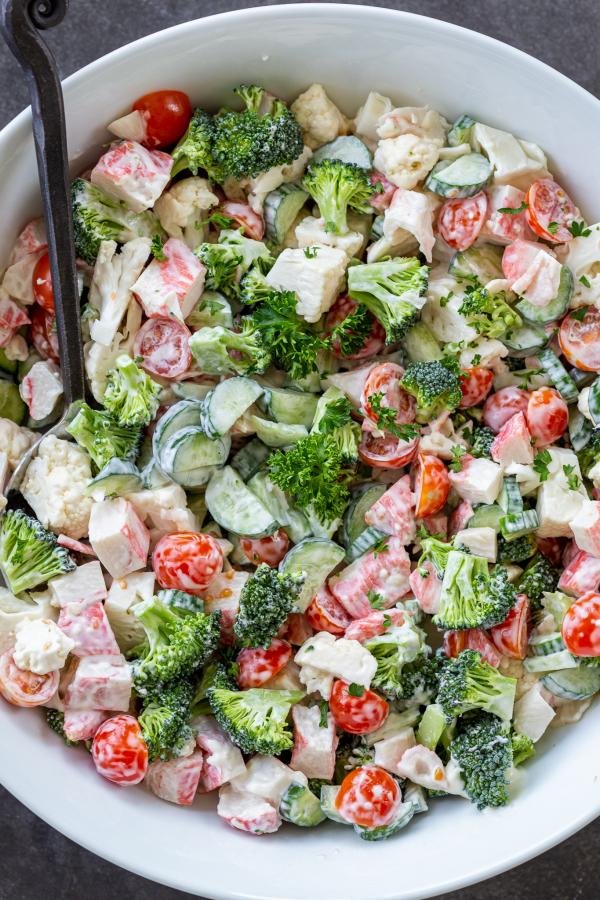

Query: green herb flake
[[533, 448, 552, 482], [497, 201, 528, 215], [150, 234, 167, 261], [348, 683, 365, 697]]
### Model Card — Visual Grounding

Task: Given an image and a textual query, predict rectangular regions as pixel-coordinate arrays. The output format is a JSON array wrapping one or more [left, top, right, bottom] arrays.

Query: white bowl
[[0, 5, 599, 898]]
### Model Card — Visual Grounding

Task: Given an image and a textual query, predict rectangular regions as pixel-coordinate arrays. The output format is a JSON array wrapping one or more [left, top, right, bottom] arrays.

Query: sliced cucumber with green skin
[[280, 783, 326, 827], [346, 526, 387, 562], [250, 416, 308, 448], [262, 387, 318, 428], [370, 215, 384, 241], [449, 244, 503, 283], [158, 426, 230, 488], [541, 591, 573, 628], [172, 382, 214, 402], [537, 348, 579, 404], [403, 321, 442, 362], [587, 377, 600, 427], [425, 153, 492, 199], [264, 183, 310, 244], [87, 459, 143, 497], [523, 651, 577, 673], [247, 470, 311, 543], [447, 114, 476, 147], [468, 504, 503, 531], [152, 399, 204, 457], [498, 476, 524, 515], [500, 509, 539, 539], [320, 786, 348, 824], [0, 381, 25, 424], [205, 466, 278, 537], [503, 322, 548, 357], [201, 377, 263, 438], [311, 135, 373, 170], [230, 438, 270, 481], [279, 538, 346, 611], [516, 266, 573, 325], [569, 367, 596, 389], [0, 348, 17, 375], [416, 703, 446, 750], [403, 783, 428, 814], [141, 459, 172, 489], [541, 666, 600, 700], [343, 483, 387, 547], [529, 632, 567, 656], [354, 801, 415, 842]]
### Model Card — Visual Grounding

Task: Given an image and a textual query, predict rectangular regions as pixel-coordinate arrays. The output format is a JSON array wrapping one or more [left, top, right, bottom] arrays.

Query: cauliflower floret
[[382, 188, 438, 262], [154, 177, 219, 248], [13, 617, 74, 675], [578, 386, 592, 421], [89, 238, 151, 347], [353, 92, 393, 146], [290, 84, 349, 150], [124, 485, 197, 544], [374, 134, 440, 190], [376, 105, 448, 145], [85, 296, 142, 402], [459, 338, 508, 369], [0, 417, 36, 470], [20, 435, 93, 540], [295, 215, 364, 258], [248, 146, 313, 214]]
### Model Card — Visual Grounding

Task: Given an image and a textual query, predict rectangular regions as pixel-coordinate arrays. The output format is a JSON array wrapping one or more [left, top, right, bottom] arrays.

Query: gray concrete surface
[[0, 1, 598, 898]]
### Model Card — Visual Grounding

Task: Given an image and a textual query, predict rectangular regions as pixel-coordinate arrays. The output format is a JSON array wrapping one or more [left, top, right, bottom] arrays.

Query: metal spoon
[[0, 0, 85, 497]]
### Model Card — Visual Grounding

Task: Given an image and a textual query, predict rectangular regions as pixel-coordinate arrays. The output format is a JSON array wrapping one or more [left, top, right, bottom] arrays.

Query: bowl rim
[[0, 4, 599, 898]]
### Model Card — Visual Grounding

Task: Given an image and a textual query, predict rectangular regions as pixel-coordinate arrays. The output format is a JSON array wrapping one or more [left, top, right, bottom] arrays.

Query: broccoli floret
[[211, 86, 304, 180], [451, 711, 512, 809], [437, 649, 517, 722], [470, 425, 495, 458], [234, 563, 303, 649], [401, 360, 462, 423], [457, 284, 522, 339], [311, 388, 360, 462], [197, 230, 272, 301], [497, 533, 537, 564], [433, 550, 518, 631], [511, 730, 535, 767], [131, 596, 220, 694], [102, 355, 161, 427], [71, 178, 162, 264], [207, 684, 304, 755], [418, 536, 454, 578], [189, 322, 271, 376], [516, 554, 559, 608], [138, 678, 195, 761], [578, 428, 600, 478], [67, 402, 142, 470], [302, 159, 375, 234], [334, 735, 376, 782], [156, 589, 205, 614], [170, 108, 225, 181], [0, 510, 75, 594], [45, 709, 77, 746], [329, 303, 374, 358], [348, 257, 428, 343], [396, 654, 445, 707], [239, 266, 273, 305], [365, 621, 423, 699]]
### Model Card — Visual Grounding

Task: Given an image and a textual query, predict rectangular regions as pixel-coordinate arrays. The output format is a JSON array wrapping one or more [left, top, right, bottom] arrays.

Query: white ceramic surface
[[0, 6, 599, 899]]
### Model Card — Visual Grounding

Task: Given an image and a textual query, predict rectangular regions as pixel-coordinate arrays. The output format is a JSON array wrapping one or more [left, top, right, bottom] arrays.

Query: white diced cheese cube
[[294, 216, 364, 258], [290, 704, 338, 780], [104, 571, 155, 652], [64, 654, 132, 711], [89, 498, 150, 578], [295, 631, 377, 687], [513, 683, 556, 742], [49, 561, 108, 609], [454, 526, 498, 562], [132, 237, 206, 322], [91, 140, 172, 212], [449, 457, 503, 505], [231, 755, 306, 807], [19, 360, 63, 421], [266, 246, 347, 323], [571, 500, 600, 558]]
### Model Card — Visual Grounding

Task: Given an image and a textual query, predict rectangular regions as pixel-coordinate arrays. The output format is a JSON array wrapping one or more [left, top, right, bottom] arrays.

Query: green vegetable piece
[[0, 510, 75, 594], [302, 158, 376, 235], [67, 402, 142, 469], [348, 257, 428, 343], [437, 649, 517, 722], [103, 355, 161, 427], [207, 684, 304, 755], [234, 563, 303, 649]]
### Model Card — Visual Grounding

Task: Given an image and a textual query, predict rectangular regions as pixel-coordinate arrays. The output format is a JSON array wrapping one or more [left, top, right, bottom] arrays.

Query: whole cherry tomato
[[526, 387, 568, 446], [459, 366, 494, 409], [237, 639, 292, 688], [153, 532, 223, 596], [336, 765, 400, 827], [329, 679, 388, 735], [132, 90, 192, 149], [561, 592, 600, 657], [92, 714, 148, 786], [31, 252, 54, 312], [483, 386, 529, 433], [240, 529, 290, 567], [0, 650, 59, 707]]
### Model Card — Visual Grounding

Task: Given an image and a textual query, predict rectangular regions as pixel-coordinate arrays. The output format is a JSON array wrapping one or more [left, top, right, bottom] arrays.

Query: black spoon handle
[[0, 0, 85, 405]]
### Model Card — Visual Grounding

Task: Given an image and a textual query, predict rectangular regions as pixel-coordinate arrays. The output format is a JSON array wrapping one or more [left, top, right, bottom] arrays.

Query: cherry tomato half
[[443, 629, 502, 668], [0, 650, 59, 707], [437, 191, 488, 251], [306, 585, 353, 636], [561, 592, 600, 657], [525, 178, 578, 244], [336, 765, 400, 827], [559, 307, 600, 372], [31, 252, 54, 313], [361, 362, 415, 426], [413, 453, 450, 518], [526, 387, 568, 446], [240, 529, 289, 567], [325, 296, 385, 360], [329, 679, 388, 735], [482, 386, 529, 433], [489, 595, 530, 660], [132, 90, 192, 149], [153, 531, 224, 596], [459, 366, 494, 409], [133, 317, 191, 379], [237, 639, 292, 689], [358, 428, 419, 469], [92, 714, 148, 785]]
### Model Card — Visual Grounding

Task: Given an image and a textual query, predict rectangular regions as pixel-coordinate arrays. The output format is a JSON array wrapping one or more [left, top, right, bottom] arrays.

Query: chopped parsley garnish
[[348, 683, 365, 697], [372, 536, 389, 557], [533, 448, 552, 482], [497, 201, 528, 215], [330, 304, 373, 357], [367, 590, 386, 610], [150, 234, 167, 261], [318, 700, 329, 728], [449, 444, 467, 472], [547, 221, 559, 235], [579, 275, 592, 289], [367, 391, 420, 441], [570, 307, 588, 322], [568, 221, 592, 238], [303, 246, 319, 258], [563, 464, 580, 491]]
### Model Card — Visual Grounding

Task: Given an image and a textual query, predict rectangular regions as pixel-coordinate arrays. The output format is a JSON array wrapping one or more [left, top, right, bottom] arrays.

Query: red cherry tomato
[[325, 296, 385, 360], [153, 531, 223, 596], [559, 307, 600, 372], [132, 90, 192, 149], [413, 453, 450, 518], [329, 679, 388, 735], [489, 595, 530, 660], [240, 529, 289, 567], [482, 386, 529, 433], [133, 317, 191, 378], [561, 591, 600, 657], [285, 612, 313, 646], [92, 714, 148, 785], [236, 639, 292, 689], [525, 178, 578, 244], [219, 201, 265, 241], [359, 428, 419, 469], [336, 765, 400, 827], [444, 629, 502, 667], [0, 650, 59, 707], [459, 366, 494, 409], [344, 609, 405, 643], [306, 585, 353, 636], [29, 305, 59, 363], [31, 252, 54, 313], [437, 191, 488, 251], [369, 171, 396, 211], [537, 536, 564, 567], [361, 362, 416, 426], [526, 387, 568, 446]]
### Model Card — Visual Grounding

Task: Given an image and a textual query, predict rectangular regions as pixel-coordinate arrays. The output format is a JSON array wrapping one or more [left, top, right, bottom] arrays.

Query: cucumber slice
[[416, 703, 446, 750], [311, 135, 373, 170], [202, 377, 263, 438], [403, 322, 442, 362], [346, 526, 387, 562], [185, 291, 233, 329], [403, 783, 428, 814], [541, 591, 573, 628], [370, 215, 384, 241], [468, 504, 503, 531], [250, 416, 308, 448], [447, 114, 476, 147], [503, 322, 548, 357], [205, 466, 278, 537], [537, 348, 579, 404], [343, 483, 387, 547], [230, 438, 270, 481], [449, 244, 503, 283], [529, 632, 566, 656], [264, 184, 309, 244], [319, 785, 348, 824], [279, 538, 346, 611], [152, 399, 204, 457], [0, 381, 25, 424], [541, 666, 600, 700], [187, 492, 207, 526], [588, 378, 600, 427], [87, 459, 143, 497], [0, 349, 17, 375], [158, 426, 230, 488], [247, 471, 311, 544], [141, 459, 172, 489], [262, 387, 318, 428], [498, 476, 524, 515], [523, 651, 577, 673], [280, 783, 326, 827], [500, 509, 539, 538], [172, 382, 214, 402], [425, 153, 492, 199], [354, 801, 415, 842], [516, 266, 573, 324]]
